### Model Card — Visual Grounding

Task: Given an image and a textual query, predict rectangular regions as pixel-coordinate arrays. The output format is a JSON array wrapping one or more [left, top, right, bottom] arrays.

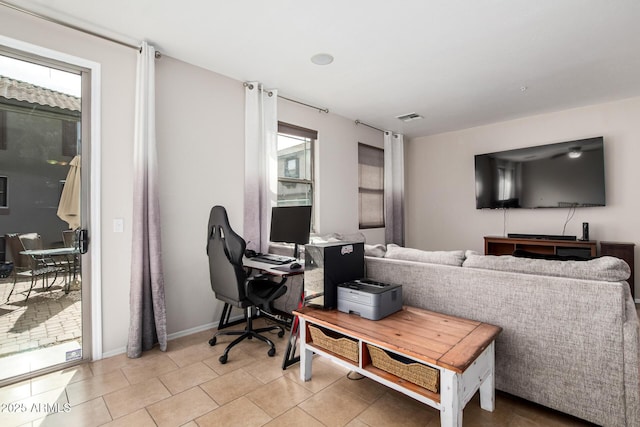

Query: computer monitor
[[270, 205, 312, 259]]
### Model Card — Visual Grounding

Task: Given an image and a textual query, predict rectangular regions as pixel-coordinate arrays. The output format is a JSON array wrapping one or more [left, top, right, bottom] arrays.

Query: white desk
[[243, 256, 304, 275], [217, 256, 303, 328]]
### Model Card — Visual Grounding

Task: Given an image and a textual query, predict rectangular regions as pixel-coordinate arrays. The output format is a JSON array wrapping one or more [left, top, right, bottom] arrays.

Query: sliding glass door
[[0, 50, 90, 383]]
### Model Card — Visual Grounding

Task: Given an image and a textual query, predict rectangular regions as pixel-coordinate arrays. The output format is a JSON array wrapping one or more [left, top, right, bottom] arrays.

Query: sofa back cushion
[[384, 244, 465, 266], [364, 244, 386, 257], [463, 251, 630, 282]]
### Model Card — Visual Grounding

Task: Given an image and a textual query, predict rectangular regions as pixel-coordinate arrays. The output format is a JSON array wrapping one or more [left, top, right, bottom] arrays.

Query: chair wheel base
[[268, 348, 276, 357], [278, 330, 285, 338], [208, 337, 216, 346], [219, 354, 228, 364]]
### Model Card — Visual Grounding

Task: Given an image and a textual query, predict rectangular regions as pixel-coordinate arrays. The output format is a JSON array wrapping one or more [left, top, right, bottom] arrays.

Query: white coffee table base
[[298, 316, 496, 427]]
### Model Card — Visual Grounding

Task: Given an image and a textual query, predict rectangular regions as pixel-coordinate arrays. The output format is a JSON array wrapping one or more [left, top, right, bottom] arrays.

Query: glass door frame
[[0, 34, 103, 381]]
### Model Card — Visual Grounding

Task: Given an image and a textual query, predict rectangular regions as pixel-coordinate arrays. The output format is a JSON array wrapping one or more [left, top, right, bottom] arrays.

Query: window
[[284, 157, 299, 178], [497, 161, 516, 202], [358, 143, 384, 229], [62, 119, 79, 157], [0, 110, 6, 150], [0, 176, 7, 209], [277, 122, 316, 208]]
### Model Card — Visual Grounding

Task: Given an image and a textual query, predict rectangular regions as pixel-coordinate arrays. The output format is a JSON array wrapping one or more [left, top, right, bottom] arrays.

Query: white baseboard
[[166, 321, 217, 342], [101, 346, 126, 359], [99, 314, 245, 360]]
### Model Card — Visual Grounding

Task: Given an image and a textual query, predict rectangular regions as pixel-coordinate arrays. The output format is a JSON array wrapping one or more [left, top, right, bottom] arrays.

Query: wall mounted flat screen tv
[[474, 137, 605, 209]]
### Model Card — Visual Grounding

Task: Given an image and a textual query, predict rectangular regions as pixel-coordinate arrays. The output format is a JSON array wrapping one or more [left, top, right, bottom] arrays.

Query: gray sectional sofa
[[364, 245, 640, 427]]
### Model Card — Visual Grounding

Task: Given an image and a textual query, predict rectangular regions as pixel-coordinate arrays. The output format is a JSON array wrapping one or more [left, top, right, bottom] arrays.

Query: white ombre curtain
[[384, 132, 405, 246], [244, 82, 278, 254], [127, 41, 167, 358]]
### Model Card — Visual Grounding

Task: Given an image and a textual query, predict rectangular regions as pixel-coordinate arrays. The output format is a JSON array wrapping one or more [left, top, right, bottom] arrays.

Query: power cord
[[561, 205, 577, 236], [503, 208, 508, 237]]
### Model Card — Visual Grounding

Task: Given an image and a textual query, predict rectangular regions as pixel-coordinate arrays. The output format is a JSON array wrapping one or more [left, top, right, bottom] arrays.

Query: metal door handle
[[78, 229, 89, 254]]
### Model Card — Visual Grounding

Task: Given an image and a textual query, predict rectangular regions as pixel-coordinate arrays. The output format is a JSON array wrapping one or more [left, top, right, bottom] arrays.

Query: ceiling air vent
[[396, 112, 423, 122]]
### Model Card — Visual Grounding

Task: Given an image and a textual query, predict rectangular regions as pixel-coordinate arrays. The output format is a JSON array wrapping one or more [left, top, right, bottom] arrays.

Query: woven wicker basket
[[367, 344, 439, 392], [308, 325, 359, 363]]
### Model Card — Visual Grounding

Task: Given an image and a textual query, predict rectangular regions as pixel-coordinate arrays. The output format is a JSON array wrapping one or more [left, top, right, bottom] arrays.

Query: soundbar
[[507, 233, 577, 241]]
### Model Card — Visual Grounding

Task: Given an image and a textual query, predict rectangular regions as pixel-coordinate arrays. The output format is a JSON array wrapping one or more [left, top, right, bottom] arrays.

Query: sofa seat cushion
[[384, 244, 465, 266], [463, 252, 630, 282]]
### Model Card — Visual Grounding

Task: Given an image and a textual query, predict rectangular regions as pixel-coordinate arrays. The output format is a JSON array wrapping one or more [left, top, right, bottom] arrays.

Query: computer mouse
[[290, 262, 302, 270]]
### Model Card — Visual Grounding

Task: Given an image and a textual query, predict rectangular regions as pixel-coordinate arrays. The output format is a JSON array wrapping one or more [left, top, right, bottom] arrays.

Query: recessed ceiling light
[[311, 53, 334, 65]]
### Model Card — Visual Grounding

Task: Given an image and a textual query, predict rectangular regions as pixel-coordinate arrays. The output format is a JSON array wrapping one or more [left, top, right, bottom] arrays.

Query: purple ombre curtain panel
[[384, 132, 405, 246], [244, 82, 278, 254], [127, 41, 167, 358]]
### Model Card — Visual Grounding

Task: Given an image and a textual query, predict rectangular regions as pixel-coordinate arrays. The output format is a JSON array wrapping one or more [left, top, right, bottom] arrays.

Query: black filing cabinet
[[304, 241, 364, 309]]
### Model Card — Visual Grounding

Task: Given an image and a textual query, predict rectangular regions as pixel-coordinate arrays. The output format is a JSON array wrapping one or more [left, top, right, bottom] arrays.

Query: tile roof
[[0, 75, 80, 112]]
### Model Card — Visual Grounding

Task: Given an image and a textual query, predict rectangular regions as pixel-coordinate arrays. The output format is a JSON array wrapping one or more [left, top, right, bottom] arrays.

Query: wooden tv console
[[484, 236, 635, 298], [484, 236, 597, 258]]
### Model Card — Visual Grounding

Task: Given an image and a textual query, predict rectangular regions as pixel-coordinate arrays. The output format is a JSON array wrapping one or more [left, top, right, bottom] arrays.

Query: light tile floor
[[0, 318, 601, 427]]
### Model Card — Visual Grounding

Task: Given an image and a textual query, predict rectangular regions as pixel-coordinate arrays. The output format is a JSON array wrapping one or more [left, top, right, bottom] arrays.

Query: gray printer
[[337, 279, 402, 320]]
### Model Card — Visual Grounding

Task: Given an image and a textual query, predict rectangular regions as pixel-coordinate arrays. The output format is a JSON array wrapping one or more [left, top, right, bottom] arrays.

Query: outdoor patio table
[[20, 247, 79, 293]]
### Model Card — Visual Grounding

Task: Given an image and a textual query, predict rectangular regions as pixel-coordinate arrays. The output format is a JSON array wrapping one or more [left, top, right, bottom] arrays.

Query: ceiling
[[7, 0, 640, 138]]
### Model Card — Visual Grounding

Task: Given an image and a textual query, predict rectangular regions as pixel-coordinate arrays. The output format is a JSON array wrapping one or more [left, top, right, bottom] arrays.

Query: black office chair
[[206, 205, 286, 364]]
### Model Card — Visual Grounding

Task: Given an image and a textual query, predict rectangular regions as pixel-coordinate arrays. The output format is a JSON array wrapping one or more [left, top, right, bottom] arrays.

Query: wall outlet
[[113, 218, 124, 233]]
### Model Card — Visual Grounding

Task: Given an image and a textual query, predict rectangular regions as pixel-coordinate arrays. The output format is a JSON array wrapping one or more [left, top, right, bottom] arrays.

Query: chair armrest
[[249, 273, 270, 281]]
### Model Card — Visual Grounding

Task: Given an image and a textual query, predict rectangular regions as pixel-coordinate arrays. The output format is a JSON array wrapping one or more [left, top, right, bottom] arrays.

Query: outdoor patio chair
[[61, 229, 80, 278], [4, 233, 62, 303]]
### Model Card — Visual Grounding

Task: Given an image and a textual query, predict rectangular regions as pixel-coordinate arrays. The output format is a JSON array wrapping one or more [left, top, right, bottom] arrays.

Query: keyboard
[[252, 253, 295, 265]]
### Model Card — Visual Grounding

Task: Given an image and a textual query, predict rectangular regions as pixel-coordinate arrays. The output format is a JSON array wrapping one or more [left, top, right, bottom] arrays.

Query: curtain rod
[[0, 1, 161, 58], [355, 120, 385, 133], [278, 95, 329, 114], [243, 82, 329, 114]]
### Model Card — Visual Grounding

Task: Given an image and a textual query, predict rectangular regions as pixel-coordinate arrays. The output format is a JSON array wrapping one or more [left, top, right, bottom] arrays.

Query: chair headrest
[[207, 206, 246, 266]]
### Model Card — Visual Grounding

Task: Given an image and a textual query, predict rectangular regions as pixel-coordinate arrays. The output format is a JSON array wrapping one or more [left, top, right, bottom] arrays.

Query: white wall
[[155, 57, 245, 336], [406, 96, 640, 296]]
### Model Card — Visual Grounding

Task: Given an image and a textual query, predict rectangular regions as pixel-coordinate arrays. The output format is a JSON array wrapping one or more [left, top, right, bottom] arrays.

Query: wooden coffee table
[[294, 306, 502, 427]]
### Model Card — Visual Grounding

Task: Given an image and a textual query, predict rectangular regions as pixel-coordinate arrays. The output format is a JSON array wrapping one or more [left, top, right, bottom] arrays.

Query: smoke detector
[[310, 53, 334, 65], [396, 112, 423, 122]]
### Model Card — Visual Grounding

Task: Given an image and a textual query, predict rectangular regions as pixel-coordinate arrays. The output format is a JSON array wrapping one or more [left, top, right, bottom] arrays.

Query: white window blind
[[358, 143, 384, 229]]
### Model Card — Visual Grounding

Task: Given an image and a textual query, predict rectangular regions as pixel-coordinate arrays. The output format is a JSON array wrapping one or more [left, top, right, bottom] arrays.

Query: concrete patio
[[0, 275, 81, 359]]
